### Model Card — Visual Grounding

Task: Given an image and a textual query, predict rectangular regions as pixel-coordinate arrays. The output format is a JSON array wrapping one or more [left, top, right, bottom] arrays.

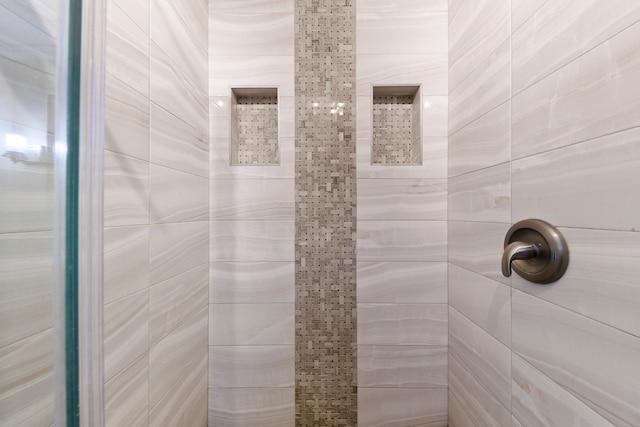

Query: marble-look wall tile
[[448, 0, 509, 91], [448, 221, 509, 284], [210, 13, 293, 56], [150, 42, 208, 132], [511, 0, 548, 32], [512, 354, 614, 427], [449, 264, 510, 346], [104, 354, 148, 427], [149, 264, 208, 346], [448, 347, 511, 427], [210, 0, 293, 13], [358, 345, 447, 388], [151, 0, 207, 56], [512, 128, 640, 231], [357, 220, 447, 262], [449, 306, 511, 409], [358, 179, 447, 221], [104, 150, 149, 227], [358, 304, 447, 346], [106, 1, 149, 98], [149, 164, 209, 224], [358, 388, 448, 427], [357, 262, 447, 304], [209, 303, 294, 345], [210, 179, 294, 221], [449, 39, 510, 134], [448, 163, 510, 223], [512, 290, 640, 426], [112, 0, 149, 33], [512, 22, 640, 158], [0, 231, 52, 348], [104, 290, 148, 382], [422, 95, 448, 137], [149, 221, 209, 285], [358, 0, 446, 13], [513, 227, 640, 338], [150, 103, 208, 178], [448, 101, 510, 177], [512, 0, 640, 94], [105, 74, 149, 161], [0, 329, 53, 426], [356, 54, 447, 97], [209, 345, 294, 388], [210, 262, 294, 304], [103, 225, 149, 305], [148, 305, 207, 410], [357, 12, 447, 55], [208, 388, 295, 427], [209, 55, 294, 97], [210, 221, 294, 261]]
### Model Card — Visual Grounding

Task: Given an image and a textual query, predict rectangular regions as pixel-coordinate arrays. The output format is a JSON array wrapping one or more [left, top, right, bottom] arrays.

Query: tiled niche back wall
[[209, 0, 449, 425]]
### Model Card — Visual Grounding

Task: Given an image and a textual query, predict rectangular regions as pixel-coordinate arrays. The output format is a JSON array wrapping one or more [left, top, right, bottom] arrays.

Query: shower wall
[[448, 0, 640, 425], [102, 0, 209, 425]]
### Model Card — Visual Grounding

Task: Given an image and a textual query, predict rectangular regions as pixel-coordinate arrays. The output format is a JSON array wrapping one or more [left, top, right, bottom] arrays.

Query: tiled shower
[[3, 0, 639, 425]]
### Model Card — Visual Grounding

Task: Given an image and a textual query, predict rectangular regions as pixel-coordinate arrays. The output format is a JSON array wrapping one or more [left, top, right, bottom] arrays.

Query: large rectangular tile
[[150, 103, 208, 178], [513, 227, 640, 338], [358, 304, 447, 346], [448, 163, 510, 223], [104, 290, 148, 382], [512, 290, 640, 426], [512, 22, 640, 158], [449, 0, 510, 91], [209, 303, 294, 345], [448, 221, 510, 284], [448, 347, 511, 427], [210, 221, 294, 262], [210, 55, 294, 97], [104, 150, 149, 227], [357, 221, 447, 262], [512, 127, 640, 231], [358, 388, 447, 427], [210, 262, 294, 304], [356, 54, 447, 96], [449, 264, 511, 346], [358, 345, 447, 388], [358, 0, 446, 13], [104, 354, 148, 427], [105, 73, 149, 162], [150, 0, 207, 57], [148, 305, 207, 410], [357, 179, 447, 221], [448, 101, 510, 177], [208, 388, 294, 427], [0, 231, 52, 348], [112, 0, 149, 33], [356, 12, 447, 55], [512, 354, 614, 427], [104, 225, 149, 305], [357, 261, 447, 304], [449, 38, 510, 134], [422, 95, 448, 137], [210, 0, 293, 13], [210, 13, 293, 56], [210, 179, 294, 221], [0, 329, 53, 426], [449, 306, 511, 410], [511, 0, 548, 32], [149, 221, 209, 284], [512, 0, 640, 93], [209, 345, 294, 388], [149, 164, 209, 223], [149, 264, 208, 346]]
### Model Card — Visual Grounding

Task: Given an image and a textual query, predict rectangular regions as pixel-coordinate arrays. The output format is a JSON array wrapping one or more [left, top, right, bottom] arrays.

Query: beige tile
[[104, 290, 148, 382], [149, 264, 208, 346], [358, 304, 447, 346], [511, 0, 548, 32], [209, 55, 294, 97], [358, 388, 448, 427], [209, 345, 294, 388], [209, 303, 294, 345], [112, 0, 149, 34], [358, 0, 446, 13], [210, 179, 294, 221], [210, 221, 294, 262], [104, 150, 149, 227], [210, 0, 293, 13], [149, 164, 208, 224], [210, 13, 293, 56], [150, 0, 207, 58], [448, 163, 510, 223], [105, 355, 148, 427], [358, 179, 447, 221], [104, 225, 149, 305], [210, 261, 294, 304], [208, 388, 295, 426], [210, 136, 295, 180], [422, 95, 448, 137]]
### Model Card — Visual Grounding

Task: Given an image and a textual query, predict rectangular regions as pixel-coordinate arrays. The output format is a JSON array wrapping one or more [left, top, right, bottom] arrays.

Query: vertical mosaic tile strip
[[372, 95, 417, 165], [294, 0, 357, 425], [232, 95, 279, 165]]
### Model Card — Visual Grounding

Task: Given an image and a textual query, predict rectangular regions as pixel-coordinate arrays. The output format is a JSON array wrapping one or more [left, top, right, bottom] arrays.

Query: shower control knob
[[501, 219, 569, 284]]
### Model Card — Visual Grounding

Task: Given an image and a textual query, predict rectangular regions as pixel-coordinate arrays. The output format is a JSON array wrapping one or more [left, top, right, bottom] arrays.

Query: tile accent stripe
[[294, 0, 357, 425]]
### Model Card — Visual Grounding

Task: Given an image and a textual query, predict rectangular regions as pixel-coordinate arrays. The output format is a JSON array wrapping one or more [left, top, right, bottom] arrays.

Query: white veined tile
[[150, 164, 209, 224], [210, 261, 294, 304], [210, 220, 294, 262], [358, 388, 448, 427], [448, 163, 510, 223], [209, 303, 294, 345], [210, 13, 293, 56], [210, 179, 294, 221], [208, 388, 295, 427], [208, 345, 294, 388]]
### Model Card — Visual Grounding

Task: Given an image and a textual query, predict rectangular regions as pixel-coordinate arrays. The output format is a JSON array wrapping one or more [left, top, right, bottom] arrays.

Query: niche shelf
[[230, 87, 279, 165], [371, 85, 422, 165]]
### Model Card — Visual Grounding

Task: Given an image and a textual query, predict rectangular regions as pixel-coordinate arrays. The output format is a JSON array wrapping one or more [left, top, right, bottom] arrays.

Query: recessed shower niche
[[230, 87, 279, 165], [372, 85, 422, 165]]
